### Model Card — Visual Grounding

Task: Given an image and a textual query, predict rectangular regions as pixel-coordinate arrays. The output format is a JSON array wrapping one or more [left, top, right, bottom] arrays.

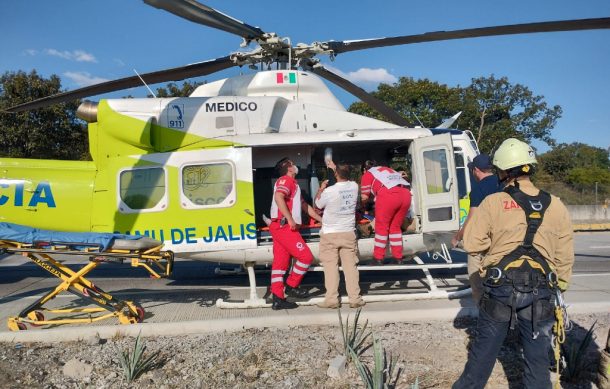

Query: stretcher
[[0, 223, 173, 331]]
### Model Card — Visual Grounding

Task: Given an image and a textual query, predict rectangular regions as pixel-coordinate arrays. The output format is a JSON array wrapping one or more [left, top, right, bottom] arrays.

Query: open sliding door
[[411, 133, 459, 233]]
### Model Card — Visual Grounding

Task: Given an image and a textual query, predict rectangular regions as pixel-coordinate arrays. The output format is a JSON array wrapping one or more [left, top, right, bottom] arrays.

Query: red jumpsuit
[[361, 167, 412, 260], [269, 175, 314, 298]]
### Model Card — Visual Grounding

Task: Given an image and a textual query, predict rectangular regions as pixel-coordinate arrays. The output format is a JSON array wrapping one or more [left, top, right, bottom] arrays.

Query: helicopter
[[2, 0, 609, 307]]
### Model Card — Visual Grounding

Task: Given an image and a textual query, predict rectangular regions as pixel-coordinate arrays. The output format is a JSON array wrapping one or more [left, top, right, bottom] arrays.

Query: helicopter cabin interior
[[250, 136, 471, 245]]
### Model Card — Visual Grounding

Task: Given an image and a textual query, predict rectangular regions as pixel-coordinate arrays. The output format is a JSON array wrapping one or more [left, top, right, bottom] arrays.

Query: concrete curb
[[573, 223, 610, 231], [2, 301, 609, 344]]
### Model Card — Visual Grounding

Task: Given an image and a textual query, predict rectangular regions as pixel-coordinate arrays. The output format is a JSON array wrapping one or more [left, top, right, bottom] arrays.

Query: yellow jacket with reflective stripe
[[463, 178, 574, 289]]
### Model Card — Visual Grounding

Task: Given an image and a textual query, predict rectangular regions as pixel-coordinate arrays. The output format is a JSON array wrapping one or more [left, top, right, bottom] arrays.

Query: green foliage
[[460, 75, 561, 152], [153, 81, 204, 98], [533, 172, 600, 205], [337, 308, 403, 388], [338, 308, 372, 360], [348, 75, 561, 154], [349, 334, 402, 389], [0, 70, 89, 160], [349, 77, 462, 129], [117, 332, 162, 382], [536, 143, 610, 203], [561, 321, 597, 382], [566, 167, 610, 188], [539, 142, 610, 181]]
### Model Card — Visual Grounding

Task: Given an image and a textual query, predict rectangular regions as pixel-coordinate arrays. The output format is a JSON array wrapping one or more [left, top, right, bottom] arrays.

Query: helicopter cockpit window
[[181, 162, 235, 208], [119, 167, 167, 212], [423, 149, 450, 194]]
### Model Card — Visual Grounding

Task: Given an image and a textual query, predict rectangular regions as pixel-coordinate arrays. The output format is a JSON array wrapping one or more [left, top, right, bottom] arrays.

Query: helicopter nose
[[76, 100, 99, 123]]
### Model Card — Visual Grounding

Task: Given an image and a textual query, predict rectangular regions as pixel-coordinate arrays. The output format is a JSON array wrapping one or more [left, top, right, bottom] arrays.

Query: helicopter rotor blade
[[144, 0, 266, 42], [327, 17, 610, 55], [5, 56, 235, 113], [310, 65, 409, 127]]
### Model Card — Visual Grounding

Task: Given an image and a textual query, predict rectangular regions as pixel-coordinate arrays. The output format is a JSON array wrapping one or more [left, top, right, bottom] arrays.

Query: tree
[[566, 167, 610, 188], [460, 76, 561, 152], [348, 75, 562, 154], [349, 77, 462, 128], [538, 142, 610, 184], [152, 81, 203, 98], [0, 70, 89, 160]]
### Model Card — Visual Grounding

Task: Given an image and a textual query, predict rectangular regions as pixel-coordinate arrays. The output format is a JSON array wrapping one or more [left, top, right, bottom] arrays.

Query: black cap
[[468, 154, 493, 170]]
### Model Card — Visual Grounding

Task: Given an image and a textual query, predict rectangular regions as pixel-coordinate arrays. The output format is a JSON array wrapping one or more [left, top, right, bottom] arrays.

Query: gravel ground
[[0, 312, 608, 388]]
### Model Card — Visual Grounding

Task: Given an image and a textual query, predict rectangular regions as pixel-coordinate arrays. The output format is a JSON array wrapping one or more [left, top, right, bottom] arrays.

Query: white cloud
[[113, 58, 126, 67], [324, 65, 397, 89], [24, 49, 38, 56], [63, 71, 108, 87], [44, 49, 97, 63]]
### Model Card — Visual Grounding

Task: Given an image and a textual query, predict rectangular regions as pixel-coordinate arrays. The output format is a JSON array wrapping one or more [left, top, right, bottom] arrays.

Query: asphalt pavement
[[0, 232, 608, 343]]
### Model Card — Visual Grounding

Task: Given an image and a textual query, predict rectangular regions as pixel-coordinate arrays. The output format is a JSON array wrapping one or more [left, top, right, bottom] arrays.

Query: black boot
[[272, 294, 298, 310], [285, 285, 309, 299]]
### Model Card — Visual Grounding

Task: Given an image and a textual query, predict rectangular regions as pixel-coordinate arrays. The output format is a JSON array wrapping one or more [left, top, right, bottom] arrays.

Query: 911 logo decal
[[168, 104, 185, 128]]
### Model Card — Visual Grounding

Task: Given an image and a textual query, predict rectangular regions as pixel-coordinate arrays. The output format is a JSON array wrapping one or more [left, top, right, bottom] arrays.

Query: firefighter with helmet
[[453, 138, 574, 389]]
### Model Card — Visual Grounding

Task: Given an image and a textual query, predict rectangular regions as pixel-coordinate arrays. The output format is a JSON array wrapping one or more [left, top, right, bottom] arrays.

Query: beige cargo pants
[[319, 231, 363, 306]]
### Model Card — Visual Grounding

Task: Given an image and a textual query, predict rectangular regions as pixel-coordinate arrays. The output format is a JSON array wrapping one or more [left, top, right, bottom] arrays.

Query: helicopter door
[[106, 147, 257, 253], [174, 146, 257, 252], [411, 133, 459, 233]]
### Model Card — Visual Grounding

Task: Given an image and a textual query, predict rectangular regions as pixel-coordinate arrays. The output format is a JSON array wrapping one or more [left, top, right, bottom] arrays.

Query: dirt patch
[[0, 312, 607, 388]]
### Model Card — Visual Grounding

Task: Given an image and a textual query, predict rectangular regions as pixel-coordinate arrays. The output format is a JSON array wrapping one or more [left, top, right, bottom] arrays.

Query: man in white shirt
[[315, 162, 365, 309]]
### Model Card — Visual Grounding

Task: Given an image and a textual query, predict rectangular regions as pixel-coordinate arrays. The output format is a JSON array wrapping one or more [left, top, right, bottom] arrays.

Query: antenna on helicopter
[[412, 112, 425, 128], [437, 112, 463, 129], [133, 69, 157, 97]]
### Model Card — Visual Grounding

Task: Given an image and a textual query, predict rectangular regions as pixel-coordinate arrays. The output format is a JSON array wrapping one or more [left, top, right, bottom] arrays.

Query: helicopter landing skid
[[215, 256, 471, 309]]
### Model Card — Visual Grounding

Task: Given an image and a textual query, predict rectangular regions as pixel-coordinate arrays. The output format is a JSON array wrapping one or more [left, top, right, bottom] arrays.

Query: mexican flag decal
[[276, 72, 296, 84]]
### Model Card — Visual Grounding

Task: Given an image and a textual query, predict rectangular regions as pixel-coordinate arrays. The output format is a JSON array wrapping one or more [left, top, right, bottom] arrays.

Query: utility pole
[[595, 181, 599, 205]]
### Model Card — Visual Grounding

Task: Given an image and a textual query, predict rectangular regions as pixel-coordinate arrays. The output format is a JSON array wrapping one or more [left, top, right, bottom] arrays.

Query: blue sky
[[1, 0, 609, 153]]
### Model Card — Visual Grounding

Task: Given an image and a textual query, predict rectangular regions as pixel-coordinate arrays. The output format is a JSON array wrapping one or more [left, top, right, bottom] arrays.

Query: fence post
[[595, 182, 599, 205]]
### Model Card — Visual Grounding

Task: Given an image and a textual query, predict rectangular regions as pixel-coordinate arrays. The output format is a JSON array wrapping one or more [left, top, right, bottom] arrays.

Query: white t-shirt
[[315, 181, 358, 234]]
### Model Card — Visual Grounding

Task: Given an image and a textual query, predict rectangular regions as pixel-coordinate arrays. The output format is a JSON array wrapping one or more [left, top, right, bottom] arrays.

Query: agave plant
[[561, 321, 597, 382], [117, 331, 162, 382], [338, 308, 372, 360], [349, 333, 402, 389]]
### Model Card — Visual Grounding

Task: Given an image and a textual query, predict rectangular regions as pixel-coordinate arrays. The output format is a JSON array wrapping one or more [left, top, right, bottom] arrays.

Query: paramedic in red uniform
[[360, 160, 412, 264], [269, 157, 322, 310]]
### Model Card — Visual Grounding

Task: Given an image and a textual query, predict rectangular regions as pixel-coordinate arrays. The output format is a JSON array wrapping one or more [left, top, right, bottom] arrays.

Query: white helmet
[[492, 138, 537, 171]]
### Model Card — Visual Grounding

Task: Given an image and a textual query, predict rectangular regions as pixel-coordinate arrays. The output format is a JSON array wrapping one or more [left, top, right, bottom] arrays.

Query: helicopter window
[[423, 149, 450, 194], [181, 163, 234, 207], [119, 168, 166, 211], [454, 151, 468, 199]]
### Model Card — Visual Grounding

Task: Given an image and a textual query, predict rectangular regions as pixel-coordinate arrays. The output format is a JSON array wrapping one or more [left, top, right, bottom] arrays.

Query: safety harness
[[483, 182, 568, 388], [483, 183, 558, 336]]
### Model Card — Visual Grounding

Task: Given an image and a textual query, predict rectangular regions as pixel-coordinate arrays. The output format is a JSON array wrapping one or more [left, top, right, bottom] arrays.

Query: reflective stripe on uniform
[[271, 277, 284, 283], [389, 233, 402, 246], [295, 260, 310, 269], [271, 270, 286, 275], [374, 241, 386, 248], [276, 185, 290, 194], [292, 267, 308, 275], [375, 234, 388, 241]]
